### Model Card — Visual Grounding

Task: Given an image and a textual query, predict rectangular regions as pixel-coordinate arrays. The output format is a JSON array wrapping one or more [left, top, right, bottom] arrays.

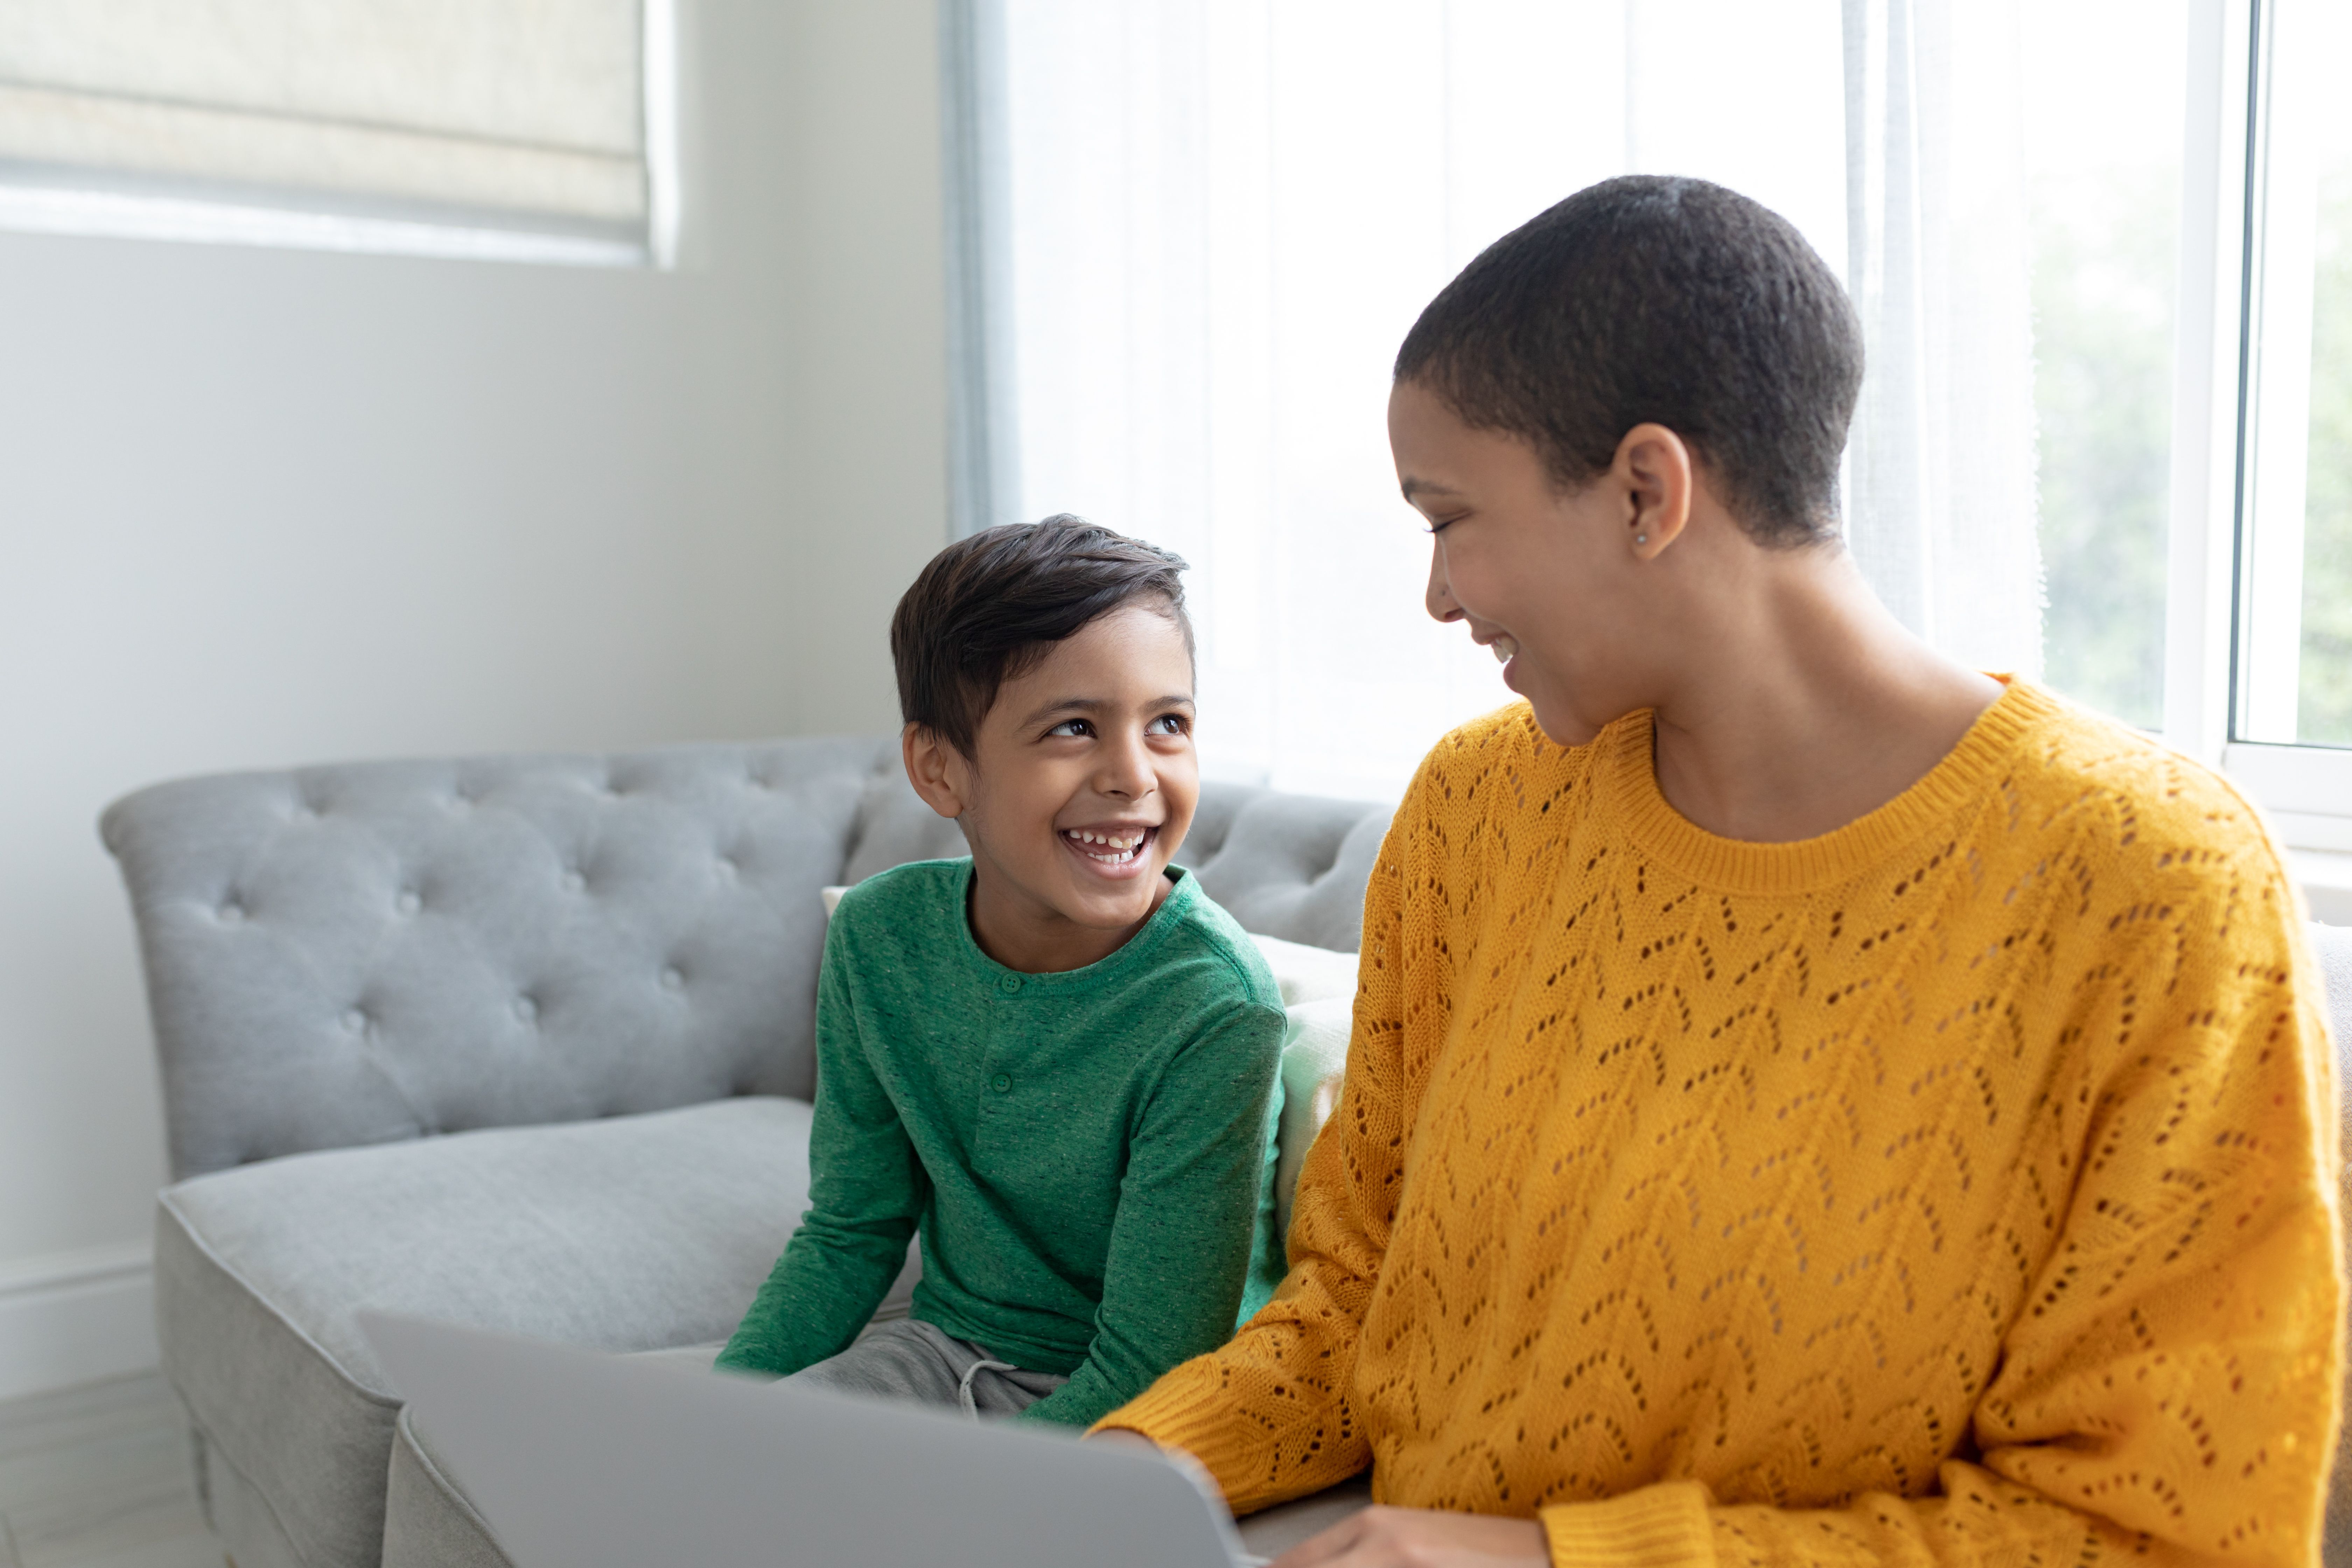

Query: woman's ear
[[902, 724, 969, 821], [1615, 422, 1694, 560]]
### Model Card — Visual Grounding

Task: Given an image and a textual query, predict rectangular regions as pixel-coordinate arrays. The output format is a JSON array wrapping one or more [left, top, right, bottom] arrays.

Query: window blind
[[0, 0, 647, 231]]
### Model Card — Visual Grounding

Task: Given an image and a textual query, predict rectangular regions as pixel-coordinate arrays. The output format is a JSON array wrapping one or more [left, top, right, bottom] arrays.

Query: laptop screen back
[[363, 1313, 1247, 1568]]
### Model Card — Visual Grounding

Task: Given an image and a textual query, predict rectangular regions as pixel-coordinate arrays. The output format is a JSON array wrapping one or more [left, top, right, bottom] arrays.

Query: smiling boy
[[714, 516, 1289, 1427]]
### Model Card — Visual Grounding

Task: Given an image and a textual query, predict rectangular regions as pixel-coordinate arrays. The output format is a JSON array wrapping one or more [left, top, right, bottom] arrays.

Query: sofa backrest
[[102, 737, 1393, 1178]]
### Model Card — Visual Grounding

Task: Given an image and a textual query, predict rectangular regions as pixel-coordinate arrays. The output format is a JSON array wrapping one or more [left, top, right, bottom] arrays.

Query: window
[[950, 0, 2352, 912], [2023, 1, 2187, 734], [2226, 0, 2352, 909], [969, 0, 2053, 796], [0, 0, 677, 266], [2238, 0, 2352, 747]]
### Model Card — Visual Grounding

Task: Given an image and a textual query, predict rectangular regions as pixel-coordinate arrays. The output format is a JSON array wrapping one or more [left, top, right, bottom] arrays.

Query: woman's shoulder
[[1989, 684, 2297, 922], [1425, 698, 1551, 762], [1399, 699, 1614, 825], [2002, 685, 2277, 855]]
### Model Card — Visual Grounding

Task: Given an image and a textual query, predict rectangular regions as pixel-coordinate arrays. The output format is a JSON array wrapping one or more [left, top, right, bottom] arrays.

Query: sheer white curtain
[[978, 0, 2038, 798], [1842, 0, 2042, 675]]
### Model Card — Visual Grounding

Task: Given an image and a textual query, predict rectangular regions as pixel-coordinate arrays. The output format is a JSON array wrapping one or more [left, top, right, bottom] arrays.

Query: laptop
[[362, 1312, 1269, 1568]]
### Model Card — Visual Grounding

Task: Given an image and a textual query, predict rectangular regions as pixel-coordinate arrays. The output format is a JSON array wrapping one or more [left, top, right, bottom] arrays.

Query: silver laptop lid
[[362, 1313, 1252, 1568]]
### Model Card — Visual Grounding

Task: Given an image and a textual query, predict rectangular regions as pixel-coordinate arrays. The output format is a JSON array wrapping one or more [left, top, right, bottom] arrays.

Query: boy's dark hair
[[1394, 175, 1863, 546], [891, 515, 1192, 758]]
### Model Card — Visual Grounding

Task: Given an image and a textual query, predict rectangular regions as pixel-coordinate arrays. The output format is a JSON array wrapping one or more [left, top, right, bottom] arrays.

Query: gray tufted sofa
[[101, 735, 2352, 1568], [100, 735, 1393, 1568]]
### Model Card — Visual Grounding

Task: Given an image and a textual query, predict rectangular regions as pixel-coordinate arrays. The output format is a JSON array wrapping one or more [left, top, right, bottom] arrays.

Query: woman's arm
[[1258, 848, 2343, 1568], [716, 926, 928, 1376], [1629, 859, 2338, 1566], [1346, 866, 2341, 1568]]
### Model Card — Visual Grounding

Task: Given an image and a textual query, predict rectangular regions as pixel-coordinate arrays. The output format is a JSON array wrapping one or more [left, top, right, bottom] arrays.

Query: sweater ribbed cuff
[[1540, 1482, 1715, 1568], [1090, 1372, 1318, 1512], [1089, 1376, 1236, 1463]]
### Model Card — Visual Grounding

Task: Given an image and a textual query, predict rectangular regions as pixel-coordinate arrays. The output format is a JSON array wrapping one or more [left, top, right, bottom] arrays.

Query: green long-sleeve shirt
[[717, 859, 1288, 1426]]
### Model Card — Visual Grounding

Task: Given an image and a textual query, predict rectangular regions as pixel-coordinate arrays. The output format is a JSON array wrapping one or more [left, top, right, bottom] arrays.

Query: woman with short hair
[[1094, 176, 2340, 1568]]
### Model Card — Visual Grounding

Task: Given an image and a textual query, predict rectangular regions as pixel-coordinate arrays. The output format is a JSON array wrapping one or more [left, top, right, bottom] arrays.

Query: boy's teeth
[[1490, 635, 1519, 664], [1065, 827, 1146, 858]]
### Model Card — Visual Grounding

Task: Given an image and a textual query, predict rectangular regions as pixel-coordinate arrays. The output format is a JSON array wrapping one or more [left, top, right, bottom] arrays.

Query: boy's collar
[[952, 862, 1194, 985]]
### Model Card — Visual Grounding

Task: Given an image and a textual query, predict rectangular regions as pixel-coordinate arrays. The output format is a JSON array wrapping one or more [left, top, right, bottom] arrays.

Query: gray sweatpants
[[787, 1318, 1068, 1419]]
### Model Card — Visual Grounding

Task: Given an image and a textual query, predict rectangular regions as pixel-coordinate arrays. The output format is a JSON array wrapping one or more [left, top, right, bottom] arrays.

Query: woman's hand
[[1085, 1432, 1545, 1566], [1269, 1505, 1547, 1568]]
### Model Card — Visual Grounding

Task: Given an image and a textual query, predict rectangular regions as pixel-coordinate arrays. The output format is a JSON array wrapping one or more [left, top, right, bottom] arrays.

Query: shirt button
[[990, 1072, 1012, 1093], [997, 974, 1023, 995]]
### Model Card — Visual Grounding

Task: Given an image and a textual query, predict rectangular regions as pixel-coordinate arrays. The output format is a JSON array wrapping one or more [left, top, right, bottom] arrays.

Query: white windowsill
[[0, 184, 649, 268]]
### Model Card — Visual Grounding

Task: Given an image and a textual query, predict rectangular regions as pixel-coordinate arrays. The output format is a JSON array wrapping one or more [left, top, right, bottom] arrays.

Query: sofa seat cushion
[[155, 1097, 833, 1568]]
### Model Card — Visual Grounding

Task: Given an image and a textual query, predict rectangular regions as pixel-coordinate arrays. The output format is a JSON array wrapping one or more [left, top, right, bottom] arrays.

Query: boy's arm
[[1013, 998, 1288, 1427], [715, 925, 927, 1377]]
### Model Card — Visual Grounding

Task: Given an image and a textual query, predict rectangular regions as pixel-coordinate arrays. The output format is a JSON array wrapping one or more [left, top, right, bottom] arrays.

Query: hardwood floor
[[0, 1374, 223, 1568]]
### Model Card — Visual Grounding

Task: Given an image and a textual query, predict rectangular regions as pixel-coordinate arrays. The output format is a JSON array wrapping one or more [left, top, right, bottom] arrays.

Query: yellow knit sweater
[[1103, 683, 2343, 1564]]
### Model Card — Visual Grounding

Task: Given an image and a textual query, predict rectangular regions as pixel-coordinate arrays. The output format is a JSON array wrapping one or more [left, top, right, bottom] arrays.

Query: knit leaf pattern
[[1101, 685, 2343, 1566]]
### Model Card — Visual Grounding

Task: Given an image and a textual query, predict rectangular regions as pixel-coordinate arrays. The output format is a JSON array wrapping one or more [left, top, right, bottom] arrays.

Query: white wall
[[0, 0, 949, 1395]]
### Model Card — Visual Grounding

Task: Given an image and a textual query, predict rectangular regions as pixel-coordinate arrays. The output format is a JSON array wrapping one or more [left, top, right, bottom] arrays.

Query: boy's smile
[[1058, 821, 1156, 873], [903, 603, 1199, 974]]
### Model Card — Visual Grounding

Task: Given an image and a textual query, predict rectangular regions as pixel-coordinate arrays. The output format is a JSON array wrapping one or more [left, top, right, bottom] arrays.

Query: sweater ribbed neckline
[[1595, 677, 2055, 895], [947, 860, 1200, 986]]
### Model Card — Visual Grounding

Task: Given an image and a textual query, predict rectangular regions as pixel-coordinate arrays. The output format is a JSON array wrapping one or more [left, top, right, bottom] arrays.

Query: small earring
[[1634, 533, 1648, 545]]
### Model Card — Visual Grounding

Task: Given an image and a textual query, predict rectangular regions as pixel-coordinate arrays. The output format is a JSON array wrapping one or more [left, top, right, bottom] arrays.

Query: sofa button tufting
[[218, 901, 246, 924], [340, 1008, 366, 1034], [660, 967, 685, 991], [395, 890, 421, 916], [513, 996, 538, 1024], [561, 870, 587, 893]]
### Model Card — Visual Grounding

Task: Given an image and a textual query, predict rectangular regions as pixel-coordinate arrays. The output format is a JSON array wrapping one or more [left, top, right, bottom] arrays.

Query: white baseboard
[[0, 1241, 157, 1402]]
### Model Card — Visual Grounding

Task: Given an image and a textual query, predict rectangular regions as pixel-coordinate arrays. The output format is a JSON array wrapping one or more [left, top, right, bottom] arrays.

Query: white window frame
[[0, 0, 680, 270], [2167, 0, 2352, 915], [947, 0, 2352, 886], [2162, 0, 2249, 770]]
